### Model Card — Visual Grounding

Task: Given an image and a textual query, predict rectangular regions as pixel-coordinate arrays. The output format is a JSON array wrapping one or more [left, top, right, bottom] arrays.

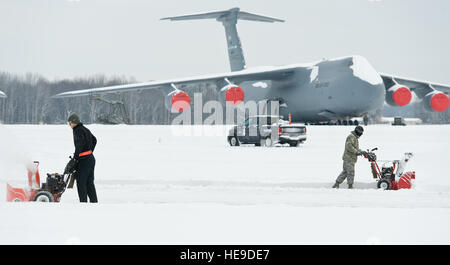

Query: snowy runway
[[1, 124, 450, 244]]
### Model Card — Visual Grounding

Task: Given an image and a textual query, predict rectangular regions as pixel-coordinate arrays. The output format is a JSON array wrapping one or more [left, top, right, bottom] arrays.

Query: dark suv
[[227, 115, 307, 147]]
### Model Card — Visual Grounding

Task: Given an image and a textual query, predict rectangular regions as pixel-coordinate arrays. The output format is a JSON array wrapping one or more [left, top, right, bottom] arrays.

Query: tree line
[[0, 71, 218, 125], [0, 71, 449, 124]]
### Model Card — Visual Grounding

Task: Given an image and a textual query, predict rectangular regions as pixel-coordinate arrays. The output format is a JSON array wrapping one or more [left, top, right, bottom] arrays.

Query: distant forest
[[0, 71, 449, 124], [0, 71, 218, 125]]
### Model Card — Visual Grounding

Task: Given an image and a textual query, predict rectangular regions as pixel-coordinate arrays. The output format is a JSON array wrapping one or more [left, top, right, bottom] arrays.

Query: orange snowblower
[[6, 158, 77, 202]]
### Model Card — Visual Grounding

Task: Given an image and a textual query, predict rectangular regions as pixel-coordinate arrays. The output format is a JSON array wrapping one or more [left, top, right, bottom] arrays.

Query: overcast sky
[[0, 0, 449, 85]]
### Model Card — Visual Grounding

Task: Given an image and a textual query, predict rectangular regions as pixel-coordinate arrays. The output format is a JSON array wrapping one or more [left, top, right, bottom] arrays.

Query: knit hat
[[67, 113, 80, 124], [354, 125, 364, 137]]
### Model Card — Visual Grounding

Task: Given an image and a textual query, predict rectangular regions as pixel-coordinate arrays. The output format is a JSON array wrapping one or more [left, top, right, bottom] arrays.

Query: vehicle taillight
[[278, 127, 282, 134], [305, 127, 307, 134]]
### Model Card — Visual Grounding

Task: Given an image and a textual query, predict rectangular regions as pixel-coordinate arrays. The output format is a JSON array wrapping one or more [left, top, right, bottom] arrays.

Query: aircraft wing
[[52, 65, 299, 98], [380, 73, 450, 98]]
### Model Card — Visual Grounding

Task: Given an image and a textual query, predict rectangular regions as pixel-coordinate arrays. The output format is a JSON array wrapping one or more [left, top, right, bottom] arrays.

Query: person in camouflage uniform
[[333, 126, 366, 189]]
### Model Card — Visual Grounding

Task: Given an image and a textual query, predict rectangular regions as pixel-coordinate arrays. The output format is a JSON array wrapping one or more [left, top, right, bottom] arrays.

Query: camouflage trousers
[[335, 161, 356, 185]]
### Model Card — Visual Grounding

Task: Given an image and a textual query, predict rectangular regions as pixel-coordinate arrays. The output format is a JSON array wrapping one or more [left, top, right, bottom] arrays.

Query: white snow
[[350, 55, 383, 85], [1, 124, 450, 244], [309, 66, 319, 82], [252, 81, 269, 88]]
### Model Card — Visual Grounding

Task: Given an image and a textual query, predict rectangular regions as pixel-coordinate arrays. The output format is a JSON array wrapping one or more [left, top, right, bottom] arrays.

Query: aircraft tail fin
[[237, 11, 285, 23], [161, 10, 230, 21], [161, 7, 284, 72]]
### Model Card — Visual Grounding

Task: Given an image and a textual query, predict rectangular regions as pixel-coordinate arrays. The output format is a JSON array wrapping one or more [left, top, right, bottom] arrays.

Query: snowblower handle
[[64, 157, 78, 175]]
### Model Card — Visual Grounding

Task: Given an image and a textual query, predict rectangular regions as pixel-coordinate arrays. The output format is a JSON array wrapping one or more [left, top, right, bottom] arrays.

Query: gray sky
[[0, 0, 449, 85]]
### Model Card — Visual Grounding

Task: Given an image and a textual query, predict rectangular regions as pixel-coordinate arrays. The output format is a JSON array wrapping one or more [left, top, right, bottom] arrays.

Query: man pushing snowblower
[[332, 126, 366, 189], [6, 115, 99, 203], [68, 114, 98, 203]]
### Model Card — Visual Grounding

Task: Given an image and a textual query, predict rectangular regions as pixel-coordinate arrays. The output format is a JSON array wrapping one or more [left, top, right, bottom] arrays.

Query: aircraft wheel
[[354, 120, 359, 126]]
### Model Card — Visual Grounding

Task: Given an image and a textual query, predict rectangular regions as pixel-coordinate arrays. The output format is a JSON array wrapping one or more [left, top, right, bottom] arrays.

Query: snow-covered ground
[[1, 124, 450, 244]]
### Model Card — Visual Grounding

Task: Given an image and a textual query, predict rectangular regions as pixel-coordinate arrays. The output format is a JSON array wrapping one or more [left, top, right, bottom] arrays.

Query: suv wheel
[[289, 141, 299, 147], [229, 136, 240, 146], [261, 137, 272, 147]]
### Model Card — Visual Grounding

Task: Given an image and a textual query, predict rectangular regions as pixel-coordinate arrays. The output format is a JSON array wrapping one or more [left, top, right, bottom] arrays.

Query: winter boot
[[332, 182, 339, 189], [348, 184, 353, 189]]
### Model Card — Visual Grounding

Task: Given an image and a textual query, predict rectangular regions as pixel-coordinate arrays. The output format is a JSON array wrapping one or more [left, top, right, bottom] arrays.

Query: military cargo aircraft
[[52, 8, 450, 123]]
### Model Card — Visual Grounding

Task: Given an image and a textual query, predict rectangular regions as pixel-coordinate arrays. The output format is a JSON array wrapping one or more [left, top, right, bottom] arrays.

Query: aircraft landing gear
[[336, 119, 358, 126]]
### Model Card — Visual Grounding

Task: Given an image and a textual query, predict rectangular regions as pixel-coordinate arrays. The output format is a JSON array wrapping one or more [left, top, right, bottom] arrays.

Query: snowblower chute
[[6, 158, 77, 202]]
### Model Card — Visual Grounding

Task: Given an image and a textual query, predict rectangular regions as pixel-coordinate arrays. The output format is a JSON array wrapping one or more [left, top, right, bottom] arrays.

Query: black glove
[[64, 157, 78, 174], [357, 151, 368, 156]]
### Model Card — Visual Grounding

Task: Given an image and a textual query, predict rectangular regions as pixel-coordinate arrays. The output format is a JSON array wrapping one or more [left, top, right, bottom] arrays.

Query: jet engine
[[165, 90, 191, 112], [385, 84, 412, 107], [423, 91, 450, 112], [219, 84, 245, 106]]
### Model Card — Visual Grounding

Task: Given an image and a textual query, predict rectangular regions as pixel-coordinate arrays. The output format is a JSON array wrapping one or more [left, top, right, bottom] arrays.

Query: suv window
[[258, 117, 277, 125], [244, 118, 255, 126]]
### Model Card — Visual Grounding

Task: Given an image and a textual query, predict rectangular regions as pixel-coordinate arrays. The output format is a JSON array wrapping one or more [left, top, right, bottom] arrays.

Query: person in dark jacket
[[68, 114, 98, 203]]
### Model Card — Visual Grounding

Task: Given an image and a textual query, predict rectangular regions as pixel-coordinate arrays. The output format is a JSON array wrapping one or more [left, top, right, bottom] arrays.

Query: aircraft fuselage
[[240, 55, 386, 122]]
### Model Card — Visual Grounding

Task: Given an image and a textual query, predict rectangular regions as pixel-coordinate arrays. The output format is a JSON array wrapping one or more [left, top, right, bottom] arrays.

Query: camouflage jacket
[[342, 131, 361, 163]]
